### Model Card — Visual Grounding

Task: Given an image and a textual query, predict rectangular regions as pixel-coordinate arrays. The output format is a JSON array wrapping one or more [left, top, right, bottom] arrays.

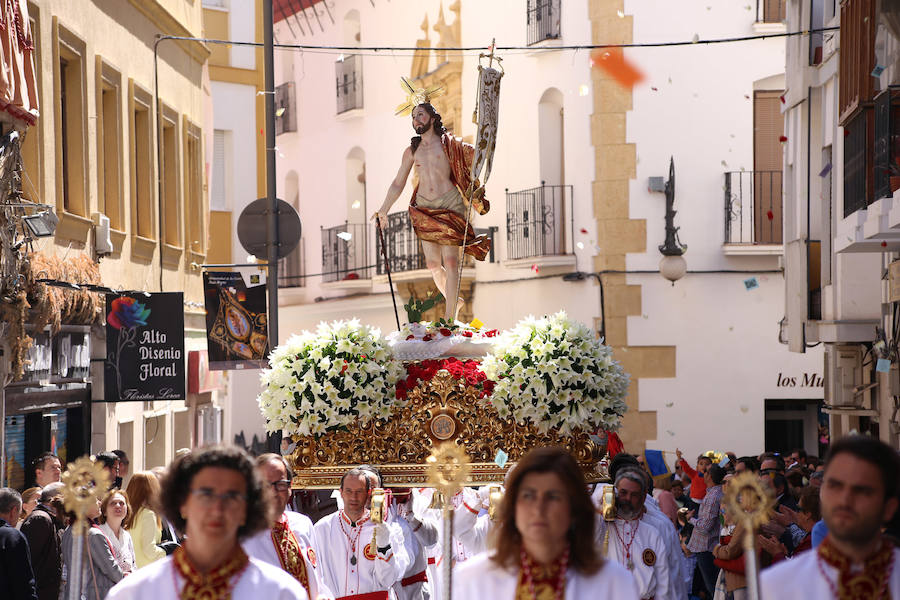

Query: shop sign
[[104, 292, 185, 401]]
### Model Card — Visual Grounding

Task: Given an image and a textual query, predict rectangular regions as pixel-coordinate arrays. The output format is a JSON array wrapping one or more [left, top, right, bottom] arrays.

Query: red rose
[[341, 361, 348, 374], [440, 328, 452, 337], [485, 329, 498, 338], [423, 334, 433, 341], [406, 335, 415, 340], [462, 331, 473, 338]]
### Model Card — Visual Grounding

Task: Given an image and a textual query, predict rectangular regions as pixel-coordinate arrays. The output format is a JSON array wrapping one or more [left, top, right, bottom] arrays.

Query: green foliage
[[404, 293, 444, 323]]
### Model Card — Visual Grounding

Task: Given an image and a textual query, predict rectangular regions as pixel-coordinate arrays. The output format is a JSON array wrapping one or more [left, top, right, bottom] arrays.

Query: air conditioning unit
[[92, 212, 113, 255], [824, 344, 867, 410]]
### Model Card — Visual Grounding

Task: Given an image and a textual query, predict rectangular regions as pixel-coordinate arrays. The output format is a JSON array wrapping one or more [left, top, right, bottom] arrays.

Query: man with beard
[[242, 454, 332, 600], [373, 89, 491, 322], [597, 468, 674, 600], [761, 436, 900, 598]]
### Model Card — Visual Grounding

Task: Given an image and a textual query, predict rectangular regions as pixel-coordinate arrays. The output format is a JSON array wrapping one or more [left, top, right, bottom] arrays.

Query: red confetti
[[844, 129, 850, 137], [744, 94, 750, 99], [590, 48, 644, 90], [260, 129, 264, 135], [882, 241, 888, 248], [651, 86, 658, 91], [580, 228, 588, 234], [780, 94, 786, 104], [779, 135, 788, 142], [531, 264, 539, 274], [767, 210, 774, 220]]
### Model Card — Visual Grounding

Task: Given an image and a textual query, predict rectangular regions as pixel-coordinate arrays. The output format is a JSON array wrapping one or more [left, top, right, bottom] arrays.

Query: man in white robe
[[761, 435, 900, 599], [596, 468, 674, 600], [243, 454, 333, 599], [314, 468, 409, 600], [593, 462, 686, 600]]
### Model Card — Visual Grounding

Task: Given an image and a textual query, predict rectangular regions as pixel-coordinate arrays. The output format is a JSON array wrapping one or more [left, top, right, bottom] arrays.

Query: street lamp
[[658, 157, 687, 283]]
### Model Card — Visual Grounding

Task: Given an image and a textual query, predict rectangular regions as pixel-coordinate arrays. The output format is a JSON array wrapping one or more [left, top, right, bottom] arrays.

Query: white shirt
[[105, 554, 308, 600], [761, 546, 900, 599], [243, 510, 333, 600], [390, 509, 429, 600], [313, 510, 409, 598], [597, 516, 672, 600], [97, 522, 136, 574], [452, 552, 640, 600]]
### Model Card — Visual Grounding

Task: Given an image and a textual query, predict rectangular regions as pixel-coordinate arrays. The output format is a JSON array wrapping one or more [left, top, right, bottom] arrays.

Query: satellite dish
[[236, 198, 301, 259]]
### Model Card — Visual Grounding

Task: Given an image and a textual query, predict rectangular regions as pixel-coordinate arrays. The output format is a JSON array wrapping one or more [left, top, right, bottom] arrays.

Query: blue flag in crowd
[[644, 449, 670, 477]]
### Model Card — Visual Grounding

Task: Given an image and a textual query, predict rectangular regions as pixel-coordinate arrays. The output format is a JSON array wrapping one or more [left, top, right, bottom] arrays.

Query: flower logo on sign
[[107, 297, 151, 400]]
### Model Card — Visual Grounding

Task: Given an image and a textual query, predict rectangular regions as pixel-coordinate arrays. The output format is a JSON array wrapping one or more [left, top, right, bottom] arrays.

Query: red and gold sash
[[172, 543, 250, 600], [271, 514, 310, 597], [817, 535, 895, 600], [516, 549, 568, 600]]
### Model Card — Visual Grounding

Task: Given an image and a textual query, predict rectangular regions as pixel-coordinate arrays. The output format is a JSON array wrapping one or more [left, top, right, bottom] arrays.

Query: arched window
[[345, 147, 365, 223], [281, 170, 304, 288], [538, 88, 564, 185]]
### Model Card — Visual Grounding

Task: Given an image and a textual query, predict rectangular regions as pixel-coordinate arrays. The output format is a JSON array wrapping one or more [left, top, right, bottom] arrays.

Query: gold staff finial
[[60, 457, 110, 534]]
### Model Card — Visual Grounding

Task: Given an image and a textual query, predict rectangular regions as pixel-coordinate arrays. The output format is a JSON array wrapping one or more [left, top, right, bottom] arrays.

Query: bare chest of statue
[[414, 140, 454, 198]]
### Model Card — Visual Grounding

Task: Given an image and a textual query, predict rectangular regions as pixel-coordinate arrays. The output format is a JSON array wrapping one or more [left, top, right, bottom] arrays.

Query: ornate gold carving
[[60, 457, 110, 534], [724, 471, 775, 531], [288, 369, 607, 488]]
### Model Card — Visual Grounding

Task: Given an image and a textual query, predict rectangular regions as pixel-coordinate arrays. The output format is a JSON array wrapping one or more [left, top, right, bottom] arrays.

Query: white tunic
[[593, 484, 686, 600], [452, 553, 640, 600], [390, 510, 429, 600], [105, 554, 309, 600], [761, 546, 900, 599], [313, 510, 409, 599], [596, 516, 673, 600], [243, 510, 334, 600]]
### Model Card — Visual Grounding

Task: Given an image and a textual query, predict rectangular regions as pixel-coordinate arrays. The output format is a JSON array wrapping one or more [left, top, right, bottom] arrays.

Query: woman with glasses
[[107, 445, 308, 600], [124, 472, 166, 568], [453, 446, 639, 599]]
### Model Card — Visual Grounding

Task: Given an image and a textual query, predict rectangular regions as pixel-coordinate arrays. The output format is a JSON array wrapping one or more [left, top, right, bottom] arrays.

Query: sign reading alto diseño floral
[[104, 292, 185, 402]]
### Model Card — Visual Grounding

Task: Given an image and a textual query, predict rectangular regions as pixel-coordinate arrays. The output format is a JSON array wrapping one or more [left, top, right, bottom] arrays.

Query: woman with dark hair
[[106, 446, 308, 600], [453, 446, 639, 599]]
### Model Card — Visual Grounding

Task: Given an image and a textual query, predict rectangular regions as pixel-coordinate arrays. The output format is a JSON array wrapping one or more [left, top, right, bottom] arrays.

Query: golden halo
[[395, 77, 446, 117], [723, 471, 774, 531], [426, 442, 471, 498], [61, 457, 111, 534]]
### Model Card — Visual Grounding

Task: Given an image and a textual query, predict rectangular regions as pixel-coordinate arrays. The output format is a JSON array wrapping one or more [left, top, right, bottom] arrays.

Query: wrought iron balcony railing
[[274, 82, 297, 135], [375, 211, 426, 276], [321, 222, 370, 282], [724, 170, 784, 245], [278, 237, 305, 288], [526, 0, 561, 46], [506, 183, 573, 261], [335, 54, 363, 114]]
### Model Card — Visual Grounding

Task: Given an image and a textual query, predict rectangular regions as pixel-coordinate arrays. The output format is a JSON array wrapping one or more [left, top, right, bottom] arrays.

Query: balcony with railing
[[275, 82, 297, 135], [375, 211, 426, 276], [321, 222, 371, 285], [723, 171, 783, 253], [335, 54, 363, 114], [505, 183, 574, 265], [278, 237, 305, 288], [526, 0, 561, 46]]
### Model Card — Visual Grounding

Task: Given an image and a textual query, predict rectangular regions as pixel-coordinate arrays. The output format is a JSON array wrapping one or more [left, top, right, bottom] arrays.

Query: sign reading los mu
[[104, 292, 185, 402], [776, 372, 825, 388]]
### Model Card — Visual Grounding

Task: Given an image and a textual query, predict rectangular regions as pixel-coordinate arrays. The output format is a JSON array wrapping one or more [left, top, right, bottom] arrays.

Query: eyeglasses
[[189, 488, 247, 508], [760, 469, 778, 477], [269, 480, 291, 492]]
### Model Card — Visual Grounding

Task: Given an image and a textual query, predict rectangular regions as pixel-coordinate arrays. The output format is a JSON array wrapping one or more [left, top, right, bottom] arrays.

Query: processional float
[[259, 46, 637, 597]]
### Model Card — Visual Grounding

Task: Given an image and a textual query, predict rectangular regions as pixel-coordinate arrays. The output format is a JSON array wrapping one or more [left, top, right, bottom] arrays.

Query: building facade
[[782, 0, 900, 448], [1, 0, 216, 489]]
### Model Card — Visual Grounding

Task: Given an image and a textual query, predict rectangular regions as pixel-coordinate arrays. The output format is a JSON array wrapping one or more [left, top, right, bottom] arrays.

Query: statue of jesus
[[373, 92, 491, 323]]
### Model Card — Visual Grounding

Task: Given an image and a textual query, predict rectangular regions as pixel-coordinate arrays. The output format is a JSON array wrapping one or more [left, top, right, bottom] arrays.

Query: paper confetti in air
[[494, 449, 509, 468], [744, 277, 759, 290], [665, 402, 674, 407], [719, 455, 730, 467], [691, 33, 700, 43], [740, 405, 749, 413], [872, 65, 886, 77], [590, 48, 644, 90], [616, 9, 625, 17], [666, 430, 676, 436], [531, 264, 539, 274], [336, 231, 353, 241], [576, 242, 584, 249], [780, 94, 786, 103], [580, 228, 588, 234], [779, 135, 788, 143], [275, 107, 286, 117], [651, 86, 658, 91], [877, 358, 891, 373], [721, 160, 728, 167], [767, 210, 774, 221], [819, 163, 833, 177]]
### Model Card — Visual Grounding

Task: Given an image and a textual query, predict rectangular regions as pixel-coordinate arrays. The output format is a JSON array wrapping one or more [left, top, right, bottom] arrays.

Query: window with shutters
[[129, 80, 156, 260], [211, 129, 228, 211], [843, 106, 874, 217], [183, 119, 205, 259], [96, 58, 124, 244], [753, 90, 784, 244], [21, 3, 42, 206], [759, 0, 786, 23], [838, 0, 876, 124], [159, 102, 182, 265]]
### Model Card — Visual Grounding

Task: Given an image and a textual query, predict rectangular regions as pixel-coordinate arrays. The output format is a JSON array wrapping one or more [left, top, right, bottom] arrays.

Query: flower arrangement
[[257, 319, 405, 436], [396, 319, 499, 342], [395, 358, 495, 400], [480, 311, 629, 434]]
